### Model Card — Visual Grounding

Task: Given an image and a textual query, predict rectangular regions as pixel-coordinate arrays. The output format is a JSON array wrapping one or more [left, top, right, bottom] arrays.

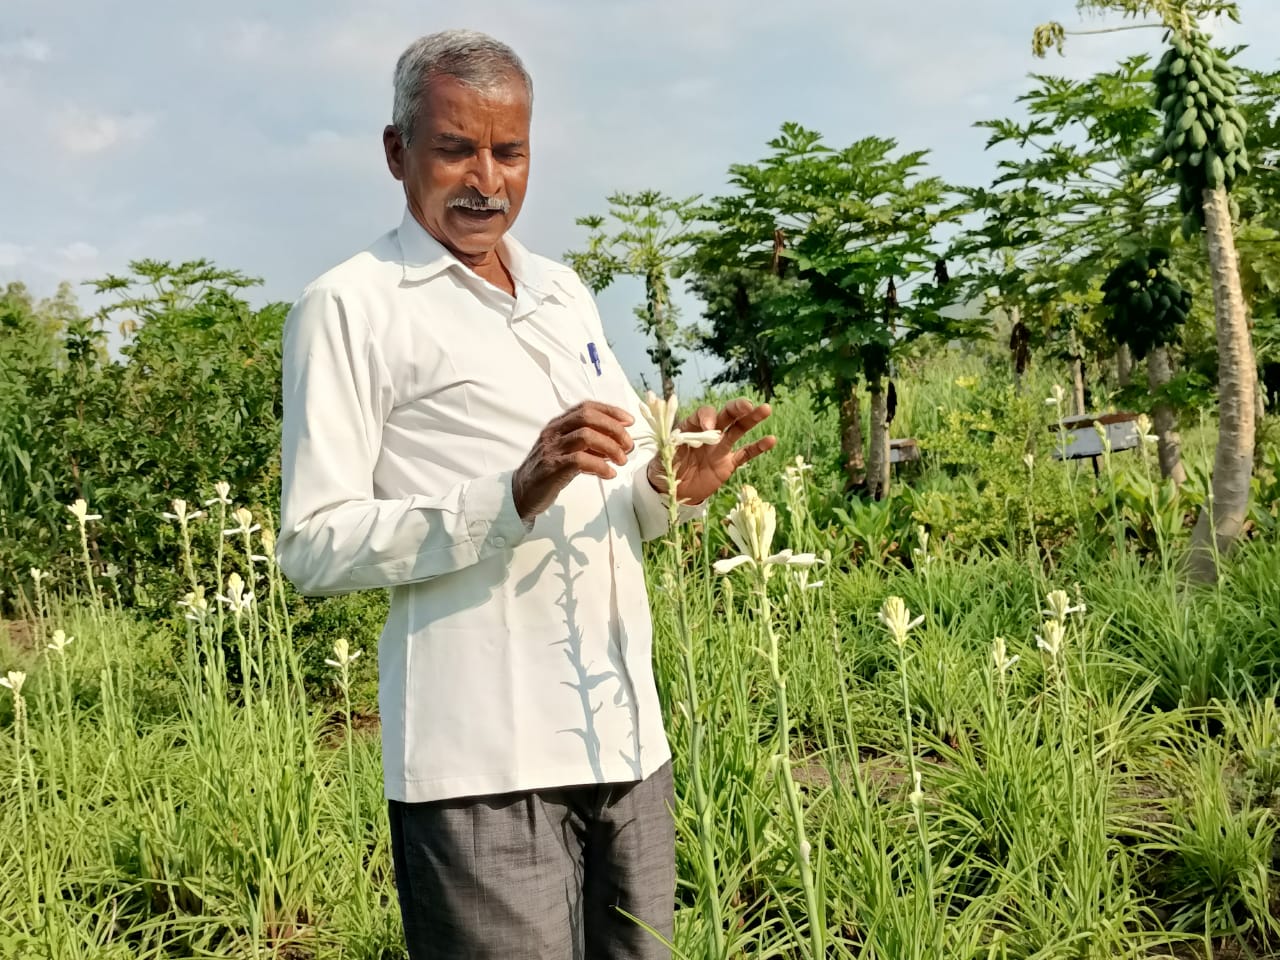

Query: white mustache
[[448, 195, 510, 213]]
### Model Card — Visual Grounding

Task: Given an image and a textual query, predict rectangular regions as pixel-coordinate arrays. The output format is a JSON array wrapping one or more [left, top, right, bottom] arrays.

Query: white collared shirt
[[277, 208, 697, 803]]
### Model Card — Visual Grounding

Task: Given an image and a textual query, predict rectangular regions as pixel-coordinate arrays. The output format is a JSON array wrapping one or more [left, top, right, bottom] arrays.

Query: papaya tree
[[954, 56, 1184, 450], [1100, 249, 1192, 482], [1035, 0, 1256, 582], [565, 191, 699, 401], [681, 260, 791, 401], [686, 124, 967, 496]]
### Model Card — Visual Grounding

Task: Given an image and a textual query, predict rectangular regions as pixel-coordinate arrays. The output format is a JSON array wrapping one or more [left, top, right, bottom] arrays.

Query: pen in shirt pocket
[[586, 341, 602, 376]]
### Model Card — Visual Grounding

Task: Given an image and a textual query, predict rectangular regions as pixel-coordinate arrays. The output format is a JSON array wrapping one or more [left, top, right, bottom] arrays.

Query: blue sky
[[2, 0, 1277, 394]]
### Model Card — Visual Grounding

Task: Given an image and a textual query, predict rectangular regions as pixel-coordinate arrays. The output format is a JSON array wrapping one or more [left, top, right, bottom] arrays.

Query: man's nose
[[464, 149, 502, 197]]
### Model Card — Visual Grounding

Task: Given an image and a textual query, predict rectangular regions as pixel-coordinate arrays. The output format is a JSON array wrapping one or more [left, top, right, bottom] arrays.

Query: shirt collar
[[395, 207, 557, 300]]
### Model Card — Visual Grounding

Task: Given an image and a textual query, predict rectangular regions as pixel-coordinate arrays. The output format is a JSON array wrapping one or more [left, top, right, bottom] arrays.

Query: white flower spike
[[163, 499, 203, 524], [325, 636, 363, 669], [223, 507, 261, 538], [46, 630, 73, 654], [217, 572, 254, 617], [205, 480, 233, 507], [879, 596, 924, 647], [1134, 414, 1158, 447], [0, 671, 26, 695], [637, 391, 723, 451], [992, 636, 1019, 677], [67, 498, 102, 524], [178, 588, 210, 622], [1036, 619, 1066, 661], [908, 769, 924, 809], [1041, 589, 1085, 624], [715, 486, 820, 578]]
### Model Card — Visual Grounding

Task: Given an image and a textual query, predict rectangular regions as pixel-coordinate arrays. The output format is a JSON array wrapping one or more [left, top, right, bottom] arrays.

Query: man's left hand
[[646, 398, 777, 504]]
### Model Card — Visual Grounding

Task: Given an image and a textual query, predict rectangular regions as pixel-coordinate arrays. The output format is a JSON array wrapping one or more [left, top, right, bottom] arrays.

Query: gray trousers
[[388, 762, 675, 960]]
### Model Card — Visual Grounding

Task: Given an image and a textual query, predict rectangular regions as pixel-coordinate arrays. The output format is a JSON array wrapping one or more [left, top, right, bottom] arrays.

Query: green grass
[[3, 354, 1280, 958]]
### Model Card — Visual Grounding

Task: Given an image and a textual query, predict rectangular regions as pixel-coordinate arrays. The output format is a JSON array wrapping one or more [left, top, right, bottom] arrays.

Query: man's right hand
[[512, 401, 636, 522]]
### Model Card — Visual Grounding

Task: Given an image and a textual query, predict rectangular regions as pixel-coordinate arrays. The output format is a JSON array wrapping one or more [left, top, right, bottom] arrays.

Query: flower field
[[4, 357, 1280, 959]]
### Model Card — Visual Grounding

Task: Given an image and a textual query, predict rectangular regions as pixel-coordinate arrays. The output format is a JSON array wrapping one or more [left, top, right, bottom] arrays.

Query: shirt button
[[492, 536, 507, 549]]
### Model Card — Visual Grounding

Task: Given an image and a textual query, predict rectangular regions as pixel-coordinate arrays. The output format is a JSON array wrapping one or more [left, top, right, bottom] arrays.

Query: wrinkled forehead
[[420, 72, 531, 131]]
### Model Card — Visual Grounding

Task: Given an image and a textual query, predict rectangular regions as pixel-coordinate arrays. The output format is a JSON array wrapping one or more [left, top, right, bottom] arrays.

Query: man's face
[[384, 73, 531, 261]]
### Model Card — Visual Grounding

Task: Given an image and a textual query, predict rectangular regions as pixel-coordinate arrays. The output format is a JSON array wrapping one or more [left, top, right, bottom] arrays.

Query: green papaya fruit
[[1208, 153, 1225, 188]]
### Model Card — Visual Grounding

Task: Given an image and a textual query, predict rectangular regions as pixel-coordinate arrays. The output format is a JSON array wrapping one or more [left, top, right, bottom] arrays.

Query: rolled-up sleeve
[[630, 462, 708, 542], [276, 286, 531, 596]]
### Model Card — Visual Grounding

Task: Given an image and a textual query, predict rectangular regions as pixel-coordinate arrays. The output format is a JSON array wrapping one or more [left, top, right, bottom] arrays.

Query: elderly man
[[277, 29, 774, 960]]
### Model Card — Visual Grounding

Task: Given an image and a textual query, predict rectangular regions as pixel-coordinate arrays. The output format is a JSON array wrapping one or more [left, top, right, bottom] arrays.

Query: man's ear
[[383, 125, 406, 182]]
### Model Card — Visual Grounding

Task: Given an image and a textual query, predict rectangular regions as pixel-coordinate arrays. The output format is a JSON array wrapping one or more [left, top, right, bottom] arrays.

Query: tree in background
[[1035, 0, 1258, 581], [1101, 249, 1192, 482], [566, 191, 699, 400], [687, 124, 968, 496], [0, 260, 286, 608], [681, 259, 790, 401], [954, 58, 1183, 445]]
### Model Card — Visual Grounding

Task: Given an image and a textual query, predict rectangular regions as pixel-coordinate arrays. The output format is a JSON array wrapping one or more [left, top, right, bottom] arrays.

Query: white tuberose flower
[[0, 671, 26, 695], [326, 636, 363, 670], [1041, 589, 1086, 624], [992, 636, 1019, 677], [1134, 414, 1158, 447], [67, 498, 102, 524], [713, 485, 820, 577], [1036, 619, 1066, 661], [46, 630, 73, 654], [205, 480, 233, 507], [637, 391, 723, 451], [217, 572, 254, 617], [879, 595, 925, 647], [908, 769, 924, 810], [223, 508, 261, 539], [163, 499, 203, 524]]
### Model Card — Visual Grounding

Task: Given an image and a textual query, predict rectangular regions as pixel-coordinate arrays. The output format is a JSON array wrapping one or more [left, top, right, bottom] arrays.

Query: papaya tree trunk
[[1147, 344, 1186, 486], [1189, 186, 1257, 583], [838, 376, 865, 491], [645, 270, 678, 401], [1117, 343, 1133, 389], [866, 376, 891, 501]]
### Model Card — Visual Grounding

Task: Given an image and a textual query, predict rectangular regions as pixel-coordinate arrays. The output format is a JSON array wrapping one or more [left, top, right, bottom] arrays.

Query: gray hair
[[392, 30, 532, 145]]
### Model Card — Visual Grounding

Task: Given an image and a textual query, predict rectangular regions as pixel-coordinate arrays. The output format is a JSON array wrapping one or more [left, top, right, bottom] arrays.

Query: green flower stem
[[660, 443, 726, 960], [756, 573, 823, 957], [893, 637, 937, 908], [77, 521, 102, 620]]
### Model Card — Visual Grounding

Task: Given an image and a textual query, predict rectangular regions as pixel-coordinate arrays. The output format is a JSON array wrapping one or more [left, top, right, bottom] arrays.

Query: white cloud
[[139, 211, 207, 233], [51, 106, 156, 155], [57, 241, 99, 263], [0, 36, 50, 63], [0, 243, 30, 268], [225, 19, 271, 59]]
